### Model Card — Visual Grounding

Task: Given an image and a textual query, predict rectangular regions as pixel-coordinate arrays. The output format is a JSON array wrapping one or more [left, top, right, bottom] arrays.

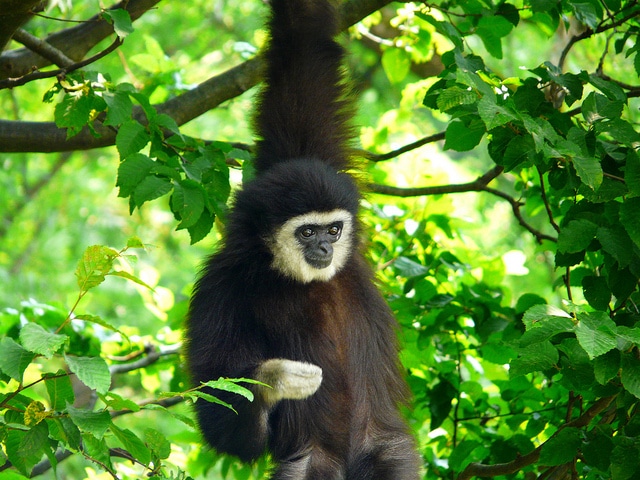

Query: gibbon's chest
[[255, 275, 359, 366]]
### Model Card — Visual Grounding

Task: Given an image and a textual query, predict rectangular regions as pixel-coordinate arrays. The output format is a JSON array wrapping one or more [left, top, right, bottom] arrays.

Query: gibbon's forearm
[[253, 0, 353, 173]]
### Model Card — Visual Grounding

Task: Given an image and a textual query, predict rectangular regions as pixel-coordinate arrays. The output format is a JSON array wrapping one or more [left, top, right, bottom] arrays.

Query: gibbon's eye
[[301, 227, 315, 238], [327, 224, 341, 236]]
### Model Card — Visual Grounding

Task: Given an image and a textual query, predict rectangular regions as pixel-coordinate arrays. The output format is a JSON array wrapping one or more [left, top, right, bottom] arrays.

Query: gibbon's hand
[[256, 359, 323, 405]]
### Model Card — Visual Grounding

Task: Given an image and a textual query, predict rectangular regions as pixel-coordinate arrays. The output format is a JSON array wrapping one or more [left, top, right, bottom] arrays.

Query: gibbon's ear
[[255, 359, 323, 405]]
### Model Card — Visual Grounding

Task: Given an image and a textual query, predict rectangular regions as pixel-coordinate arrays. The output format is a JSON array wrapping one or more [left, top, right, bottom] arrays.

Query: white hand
[[256, 359, 323, 405]]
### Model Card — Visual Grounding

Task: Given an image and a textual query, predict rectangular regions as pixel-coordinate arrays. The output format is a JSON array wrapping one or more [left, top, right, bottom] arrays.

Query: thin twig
[[538, 168, 560, 233], [0, 37, 122, 90], [367, 132, 446, 162]]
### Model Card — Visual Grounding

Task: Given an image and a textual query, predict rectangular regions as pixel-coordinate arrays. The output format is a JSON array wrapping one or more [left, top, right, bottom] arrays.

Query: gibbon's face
[[268, 209, 354, 283]]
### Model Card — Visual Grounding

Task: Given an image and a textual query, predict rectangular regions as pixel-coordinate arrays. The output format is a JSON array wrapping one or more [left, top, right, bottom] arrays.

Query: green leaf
[[5, 425, 48, 476], [66, 404, 111, 439], [594, 349, 620, 385], [103, 8, 134, 39], [19, 323, 67, 358], [571, 2, 599, 28], [498, 135, 535, 171], [74, 314, 125, 337], [116, 153, 155, 198], [449, 439, 489, 472], [153, 113, 180, 136], [173, 180, 206, 230], [617, 326, 640, 345], [116, 120, 150, 159], [597, 225, 634, 268], [54, 93, 99, 138], [522, 304, 571, 328], [381, 48, 411, 84], [519, 313, 575, 347], [82, 433, 112, 470], [573, 155, 603, 190], [65, 355, 111, 394], [141, 403, 196, 428], [620, 197, 640, 249], [103, 91, 133, 127], [133, 176, 172, 208], [187, 390, 236, 413], [575, 311, 617, 359], [481, 342, 517, 364], [557, 219, 598, 253], [186, 209, 215, 244], [539, 427, 581, 465], [475, 16, 513, 59], [45, 371, 75, 411], [625, 150, 640, 197], [611, 436, 640, 479], [621, 353, 640, 399], [144, 428, 171, 459], [582, 92, 624, 124], [110, 424, 152, 465], [202, 378, 257, 402], [75, 245, 119, 290], [47, 416, 81, 450], [510, 340, 559, 377], [477, 95, 517, 130], [436, 86, 477, 111], [126, 236, 145, 249], [0, 337, 35, 381], [582, 275, 611, 311], [99, 391, 140, 411], [108, 270, 153, 290], [393, 256, 430, 278], [444, 119, 485, 152], [429, 379, 457, 429]]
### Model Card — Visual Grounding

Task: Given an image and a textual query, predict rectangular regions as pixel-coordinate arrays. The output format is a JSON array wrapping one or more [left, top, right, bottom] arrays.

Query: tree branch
[[367, 131, 446, 162], [0, 0, 396, 153], [368, 165, 503, 196], [0, 0, 46, 53], [456, 395, 617, 480], [0, 0, 161, 80], [369, 166, 558, 244], [0, 37, 123, 90]]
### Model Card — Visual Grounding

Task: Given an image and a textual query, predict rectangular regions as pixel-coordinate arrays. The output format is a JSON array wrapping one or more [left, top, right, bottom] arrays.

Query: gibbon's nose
[[318, 240, 333, 256]]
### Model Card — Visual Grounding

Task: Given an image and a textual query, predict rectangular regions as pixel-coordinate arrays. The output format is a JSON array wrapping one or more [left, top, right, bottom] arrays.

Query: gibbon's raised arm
[[253, 0, 354, 174]]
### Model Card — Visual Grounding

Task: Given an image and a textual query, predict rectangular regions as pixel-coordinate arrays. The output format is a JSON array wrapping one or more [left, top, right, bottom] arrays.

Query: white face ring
[[267, 209, 354, 283]]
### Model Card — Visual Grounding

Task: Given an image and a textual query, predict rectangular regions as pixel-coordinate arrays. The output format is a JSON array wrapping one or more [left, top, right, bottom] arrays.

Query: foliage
[[1, 0, 640, 479]]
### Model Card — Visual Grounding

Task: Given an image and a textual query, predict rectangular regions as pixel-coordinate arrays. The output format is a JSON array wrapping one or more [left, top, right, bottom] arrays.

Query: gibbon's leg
[[348, 432, 421, 480], [255, 359, 323, 404], [270, 447, 345, 480]]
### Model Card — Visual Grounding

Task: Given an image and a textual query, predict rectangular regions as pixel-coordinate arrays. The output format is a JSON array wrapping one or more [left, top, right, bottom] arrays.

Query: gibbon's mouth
[[306, 257, 333, 269]]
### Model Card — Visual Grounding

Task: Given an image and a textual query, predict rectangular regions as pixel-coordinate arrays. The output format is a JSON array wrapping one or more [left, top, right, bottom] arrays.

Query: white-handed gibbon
[[184, 1, 421, 478]]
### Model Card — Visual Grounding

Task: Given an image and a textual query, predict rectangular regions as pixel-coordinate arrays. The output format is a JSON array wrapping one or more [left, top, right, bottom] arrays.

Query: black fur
[[185, 1, 421, 478]]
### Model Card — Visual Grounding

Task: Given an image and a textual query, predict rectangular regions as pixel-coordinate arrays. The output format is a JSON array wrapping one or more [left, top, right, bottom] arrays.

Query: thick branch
[[0, 0, 46, 53], [0, 0, 395, 153], [11, 28, 74, 68]]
